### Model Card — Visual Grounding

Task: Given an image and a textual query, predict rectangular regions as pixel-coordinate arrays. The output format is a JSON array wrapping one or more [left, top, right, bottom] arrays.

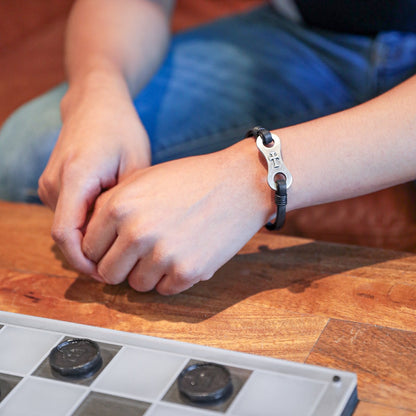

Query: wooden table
[[1, 201, 415, 415]]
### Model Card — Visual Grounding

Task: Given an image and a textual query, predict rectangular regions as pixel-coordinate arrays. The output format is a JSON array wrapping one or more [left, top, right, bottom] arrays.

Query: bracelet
[[245, 126, 293, 230]]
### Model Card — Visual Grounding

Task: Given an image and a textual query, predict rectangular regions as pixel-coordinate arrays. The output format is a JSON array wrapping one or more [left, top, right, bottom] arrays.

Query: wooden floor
[[0, 201, 416, 415]]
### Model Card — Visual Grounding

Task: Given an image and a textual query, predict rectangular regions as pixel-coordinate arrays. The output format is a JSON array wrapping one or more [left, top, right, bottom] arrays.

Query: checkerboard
[[0, 311, 358, 415]]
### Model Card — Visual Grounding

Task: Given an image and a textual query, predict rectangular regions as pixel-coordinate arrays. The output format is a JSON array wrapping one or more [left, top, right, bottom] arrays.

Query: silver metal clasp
[[256, 133, 293, 190]]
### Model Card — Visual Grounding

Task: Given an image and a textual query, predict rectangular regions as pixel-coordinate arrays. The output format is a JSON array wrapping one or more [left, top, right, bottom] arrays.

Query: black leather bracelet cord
[[245, 126, 291, 231], [266, 173, 287, 230]]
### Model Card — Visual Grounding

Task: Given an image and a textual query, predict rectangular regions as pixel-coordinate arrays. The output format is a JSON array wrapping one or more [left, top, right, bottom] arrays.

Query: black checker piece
[[178, 362, 233, 403], [49, 338, 103, 378]]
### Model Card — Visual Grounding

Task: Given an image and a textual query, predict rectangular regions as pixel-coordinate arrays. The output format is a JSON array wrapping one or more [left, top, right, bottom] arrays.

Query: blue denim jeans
[[1, 5, 416, 202]]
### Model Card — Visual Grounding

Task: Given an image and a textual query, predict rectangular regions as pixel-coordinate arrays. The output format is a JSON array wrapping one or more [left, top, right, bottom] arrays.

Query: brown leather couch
[[2, 0, 415, 253]]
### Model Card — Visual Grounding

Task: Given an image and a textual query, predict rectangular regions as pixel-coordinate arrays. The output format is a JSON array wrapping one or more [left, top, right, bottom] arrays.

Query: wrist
[[244, 128, 293, 230], [59, 67, 152, 169], [227, 138, 277, 225], [270, 126, 312, 212], [61, 66, 130, 121]]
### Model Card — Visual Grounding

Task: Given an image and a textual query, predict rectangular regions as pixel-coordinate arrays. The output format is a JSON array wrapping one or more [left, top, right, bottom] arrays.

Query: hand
[[81, 139, 274, 294], [38, 82, 151, 277]]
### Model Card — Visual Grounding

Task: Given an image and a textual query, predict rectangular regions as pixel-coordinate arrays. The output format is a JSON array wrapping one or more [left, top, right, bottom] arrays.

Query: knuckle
[[152, 241, 169, 263], [124, 229, 142, 248], [123, 223, 157, 253], [107, 199, 128, 221], [60, 162, 82, 185], [59, 155, 95, 185], [50, 226, 68, 245], [38, 173, 54, 193], [171, 261, 199, 285], [37, 186, 47, 204]]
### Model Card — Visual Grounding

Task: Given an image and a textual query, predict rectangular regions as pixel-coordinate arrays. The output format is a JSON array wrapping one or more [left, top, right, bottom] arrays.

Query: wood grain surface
[[0, 201, 416, 415]]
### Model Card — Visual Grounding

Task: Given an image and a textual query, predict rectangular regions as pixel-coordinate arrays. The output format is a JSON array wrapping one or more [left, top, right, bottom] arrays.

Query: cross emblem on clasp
[[268, 151, 280, 168]]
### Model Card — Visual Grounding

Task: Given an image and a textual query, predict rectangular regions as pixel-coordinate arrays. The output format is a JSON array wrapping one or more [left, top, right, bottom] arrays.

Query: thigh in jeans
[[0, 84, 66, 202], [0, 5, 377, 202], [136, 5, 375, 164]]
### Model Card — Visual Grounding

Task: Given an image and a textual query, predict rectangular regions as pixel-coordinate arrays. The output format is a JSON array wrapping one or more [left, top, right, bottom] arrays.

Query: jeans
[[1, 5, 416, 202]]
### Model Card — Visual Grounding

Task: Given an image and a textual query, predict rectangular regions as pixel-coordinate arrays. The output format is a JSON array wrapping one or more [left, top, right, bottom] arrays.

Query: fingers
[[38, 165, 60, 211], [84, 231, 148, 285], [127, 250, 168, 292], [155, 254, 214, 295], [129, 251, 207, 295], [81, 190, 151, 284], [85, 224, 204, 295], [83, 209, 165, 289], [51, 176, 102, 277], [81, 204, 117, 266], [52, 221, 98, 277], [155, 272, 201, 296]]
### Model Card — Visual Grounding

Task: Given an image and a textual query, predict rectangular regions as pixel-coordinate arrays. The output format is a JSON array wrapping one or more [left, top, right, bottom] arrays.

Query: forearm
[[62, 0, 173, 115], [275, 75, 416, 211]]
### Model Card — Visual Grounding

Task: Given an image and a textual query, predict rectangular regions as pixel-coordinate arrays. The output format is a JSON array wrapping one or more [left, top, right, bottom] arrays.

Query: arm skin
[[81, 74, 416, 295], [281, 74, 416, 211], [38, 0, 175, 277]]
